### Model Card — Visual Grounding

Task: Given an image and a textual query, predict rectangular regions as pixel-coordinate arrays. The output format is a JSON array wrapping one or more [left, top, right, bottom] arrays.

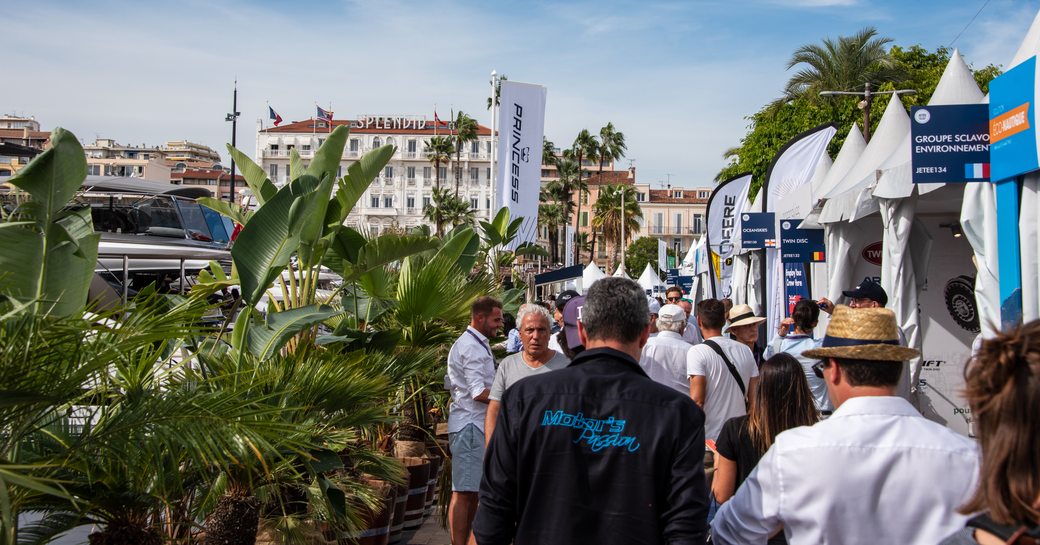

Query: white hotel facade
[[255, 115, 493, 235]]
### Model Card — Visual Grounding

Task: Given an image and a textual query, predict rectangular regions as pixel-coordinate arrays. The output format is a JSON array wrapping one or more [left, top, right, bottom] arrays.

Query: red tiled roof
[[585, 170, 634, 186], [171, 169, 244, 182], [648, 189, 708, 204], [261, 119, 492, 136], [0, 129, 50, 140]]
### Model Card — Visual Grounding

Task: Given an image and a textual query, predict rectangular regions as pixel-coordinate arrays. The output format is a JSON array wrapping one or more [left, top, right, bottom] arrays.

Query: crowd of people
[[441, 277, 1040, 545]]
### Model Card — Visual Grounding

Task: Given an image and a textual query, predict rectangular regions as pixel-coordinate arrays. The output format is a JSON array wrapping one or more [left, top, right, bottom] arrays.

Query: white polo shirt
[[447, 326, 496, 433], [687, 335, 758, 441], [639, 330, 694, 395]]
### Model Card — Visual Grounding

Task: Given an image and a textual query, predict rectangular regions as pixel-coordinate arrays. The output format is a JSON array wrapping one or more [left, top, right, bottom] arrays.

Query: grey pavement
[[403, 511, 451, 545]]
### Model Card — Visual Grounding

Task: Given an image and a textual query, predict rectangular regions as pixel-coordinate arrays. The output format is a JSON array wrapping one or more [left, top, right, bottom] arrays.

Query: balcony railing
[[406, 177, 416, 186], [673, 226, 684, 235], [651, 226, 664, 235], [403, 151, 420, 159], [345, 149, 361, 159]]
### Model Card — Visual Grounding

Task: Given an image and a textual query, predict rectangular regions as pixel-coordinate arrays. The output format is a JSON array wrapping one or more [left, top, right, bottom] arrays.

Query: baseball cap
[[842, 279, 888, 307], [562, 295, 586, 348], [647, 298, 661, 315], [658, 303, 686, 322], [556, 289, 580, 311]]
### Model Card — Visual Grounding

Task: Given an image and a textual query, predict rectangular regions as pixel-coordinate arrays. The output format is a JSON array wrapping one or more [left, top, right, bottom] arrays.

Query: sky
[[4, 0, 1039, 188]]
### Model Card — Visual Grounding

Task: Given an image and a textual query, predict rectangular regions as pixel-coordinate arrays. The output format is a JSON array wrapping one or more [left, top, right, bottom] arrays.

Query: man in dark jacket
[[473, 277, 709, 545]]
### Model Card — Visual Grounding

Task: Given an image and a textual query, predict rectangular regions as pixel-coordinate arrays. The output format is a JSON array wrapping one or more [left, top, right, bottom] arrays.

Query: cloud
[[767, 0, 860, 7]]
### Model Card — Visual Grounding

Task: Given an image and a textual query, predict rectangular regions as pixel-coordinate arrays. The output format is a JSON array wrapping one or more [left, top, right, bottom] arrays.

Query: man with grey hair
[[639, 304, 694, 395], [484, 303, 569, 445], [474, 277, 708, 545]]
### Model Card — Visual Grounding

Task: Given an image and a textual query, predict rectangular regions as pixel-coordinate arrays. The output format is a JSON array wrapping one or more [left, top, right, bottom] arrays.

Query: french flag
[[268, 106, 282, 127], [965, 163, 990, 180]]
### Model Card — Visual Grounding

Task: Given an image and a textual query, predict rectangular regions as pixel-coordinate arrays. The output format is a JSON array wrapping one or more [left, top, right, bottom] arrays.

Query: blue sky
[[4, 0, 1038, 187]]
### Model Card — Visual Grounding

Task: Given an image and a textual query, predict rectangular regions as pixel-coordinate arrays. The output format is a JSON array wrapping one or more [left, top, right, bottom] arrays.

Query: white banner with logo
[[706, 174, 753, 299], [565, 225, 575, 267], [658, 239, 668, 273], [763, 124, 838, 343], [496, 81, 547, 250]]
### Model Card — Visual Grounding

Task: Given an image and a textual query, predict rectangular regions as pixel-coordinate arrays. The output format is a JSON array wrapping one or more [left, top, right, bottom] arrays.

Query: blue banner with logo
[[740, 212, 776, 249], [667, 268, 680, 286], [779, 220, 826, 263], [783, 263, 810, 317], [910, 104, 990, 183], [677, 276, 695, 295], [989, 55, 1039, 181]]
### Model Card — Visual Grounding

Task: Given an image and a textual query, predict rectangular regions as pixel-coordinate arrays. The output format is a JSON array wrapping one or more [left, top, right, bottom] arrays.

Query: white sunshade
[[612, 264, 630, 278], [819, 94, 910, 223], [582, 262, 607, 292], [874, 50, 985, 199], [637, 263, 666, 291]]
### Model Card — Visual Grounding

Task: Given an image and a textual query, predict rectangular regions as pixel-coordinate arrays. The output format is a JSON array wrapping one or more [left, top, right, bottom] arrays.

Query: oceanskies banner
[[706, 174, 752, 298], [497, 80, 547, 250]]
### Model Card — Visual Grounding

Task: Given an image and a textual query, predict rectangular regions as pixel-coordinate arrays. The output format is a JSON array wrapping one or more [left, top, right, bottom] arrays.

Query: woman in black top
[[712, 353, 818, 544]]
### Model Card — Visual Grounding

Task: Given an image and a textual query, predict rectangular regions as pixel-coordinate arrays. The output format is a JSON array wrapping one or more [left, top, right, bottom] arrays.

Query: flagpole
[[328, 102, 333, 133], [621, 184, 626, 272], [490, 70, 498, 221]]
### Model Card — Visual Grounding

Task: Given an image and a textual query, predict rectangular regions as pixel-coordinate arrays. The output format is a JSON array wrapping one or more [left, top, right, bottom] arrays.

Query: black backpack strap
[[704, 340, 746, 396], [967, 514, 1040, 545]]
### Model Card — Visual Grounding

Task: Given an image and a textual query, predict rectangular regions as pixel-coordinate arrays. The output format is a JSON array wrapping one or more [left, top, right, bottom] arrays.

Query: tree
[[592, 184, 642, 268], [717, 42, 1002, 196], [626, 236, 675, 280], [424, 136, 454, 191], [542, 137, 558, 168], [784, 26, 904, 100], [538, 202, 565, 264], [571, 129, 599, 262], [451, 111, 478, 197], [423, 187, 453, 237], [597, 122, 627, 179], [487, 74, 508, 110]]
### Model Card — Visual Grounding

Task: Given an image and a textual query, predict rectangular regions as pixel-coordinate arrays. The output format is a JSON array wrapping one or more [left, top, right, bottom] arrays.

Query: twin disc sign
[[910, 104, 991, 183]]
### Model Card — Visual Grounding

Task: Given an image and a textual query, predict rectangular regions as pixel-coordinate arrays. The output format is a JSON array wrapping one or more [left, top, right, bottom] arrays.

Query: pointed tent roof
[[1010, 9, 1040, 68], [637, 263, 666, 291], [800, 124, 866, 228], [582, 261, 607, 291], [820, 95, 909, 222], [874, 50, 985, 199], [612, 264, 630, 278]]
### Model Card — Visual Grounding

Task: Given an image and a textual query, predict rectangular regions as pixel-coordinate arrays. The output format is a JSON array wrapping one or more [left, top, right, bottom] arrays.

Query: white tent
[[612, 264, 630, 278], [637, 263, 666, 294], [581, 262, 607, 293]]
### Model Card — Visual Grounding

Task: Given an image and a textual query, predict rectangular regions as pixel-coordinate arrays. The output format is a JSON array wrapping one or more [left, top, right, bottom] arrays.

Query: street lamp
[[820, 82, 916, 142], [225, 81, 240, 203]]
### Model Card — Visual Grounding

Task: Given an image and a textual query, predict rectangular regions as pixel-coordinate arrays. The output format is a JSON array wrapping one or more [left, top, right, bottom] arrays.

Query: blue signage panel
[[667, 268, 680, 287], [989, 56, 1039, 181], [910, 104, 990, 183], [779, 219, 825, 263], [783, 263, 811, 317], [677, 276, 695, 295], [740, 212, 776, 249]]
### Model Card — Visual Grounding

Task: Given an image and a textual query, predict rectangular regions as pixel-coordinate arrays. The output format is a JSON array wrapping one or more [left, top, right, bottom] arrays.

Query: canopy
[[637, 263, 666, 292], [582, 262, 607, 292], [612, 264, 630, 278]]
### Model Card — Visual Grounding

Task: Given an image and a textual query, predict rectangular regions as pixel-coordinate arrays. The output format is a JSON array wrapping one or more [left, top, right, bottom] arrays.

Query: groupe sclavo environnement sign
[[910, 104, 991, 183]]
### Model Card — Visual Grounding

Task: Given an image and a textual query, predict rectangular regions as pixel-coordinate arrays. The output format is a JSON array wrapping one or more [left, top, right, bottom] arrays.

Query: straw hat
[[803, 305, 920, 362], [728, 304, 766, 328]]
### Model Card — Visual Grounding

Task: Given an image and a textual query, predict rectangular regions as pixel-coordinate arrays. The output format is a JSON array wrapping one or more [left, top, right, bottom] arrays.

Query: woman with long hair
[[711, 353, 819, 544], [941, 320, 1040, 545]]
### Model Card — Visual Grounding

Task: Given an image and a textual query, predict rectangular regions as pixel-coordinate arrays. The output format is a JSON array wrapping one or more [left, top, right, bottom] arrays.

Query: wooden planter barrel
[[338, 479, 395, 545], [422, 454, 443, 518], [397, 457, 431, 531], [387, 480, 409, 544]]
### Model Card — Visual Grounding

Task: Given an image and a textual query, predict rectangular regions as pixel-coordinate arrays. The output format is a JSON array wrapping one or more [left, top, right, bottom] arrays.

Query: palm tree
[[592, 184, 642, 269], [784, 26, 903, 99], [424, 136, 454, 191], [424, 187, 452, 237], [571, 130, 599, 263], [451, 112, 478, 197], [538, 202, 565, 264], [597, 122, 627, 181], [542, 137, 558, 168]]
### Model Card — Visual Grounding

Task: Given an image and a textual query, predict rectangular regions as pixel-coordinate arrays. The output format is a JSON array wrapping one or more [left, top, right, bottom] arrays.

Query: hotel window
[[486, 198, 490, 209], [269, 164, 278, 179], [470, 167, 479, 180], [581, 211, 588, 227], [385, 137, 395, 148], [384, 166, 393, 178], [270, 144, 280, 151], [349, 139, 359, 152], [699, 190, 709, 199], [486, 167, 491, 180], [542, 169, 552, 177], [408, 140, 417, 152], [675, 214, 683, 230], [384, 196, 393, 208], [470, 197, 479, 209], [407, 197, 415, 209], [636, 192, 646, 202], [439, 166, 447, 180], [302, 145, 311, 152], [693, 214, 704, 234], [370, 196, 380, 208], [654, 213, 663, 234], [407, 166, 416, 179], [423, 196, 431, 208], [471, 141, 480, 154], [672, 190, 683, 199], [373, 137, 382, 148], [486, 141, 492, 155]]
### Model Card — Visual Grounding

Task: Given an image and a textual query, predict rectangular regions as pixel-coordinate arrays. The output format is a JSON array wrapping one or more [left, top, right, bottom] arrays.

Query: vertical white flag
[[565, 225, 575, 267], [706, 174, 753, 299], [497, 80, 547, 250], [658, 239, 668, 274]]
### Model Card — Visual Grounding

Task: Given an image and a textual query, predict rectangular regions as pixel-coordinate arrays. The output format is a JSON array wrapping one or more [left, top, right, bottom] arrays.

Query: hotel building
[[255, 115, 494, 235]]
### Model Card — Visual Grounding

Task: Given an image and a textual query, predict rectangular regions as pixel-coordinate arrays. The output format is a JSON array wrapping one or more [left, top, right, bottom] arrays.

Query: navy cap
[[556, 289, 580, 310], [842, 279, 888, 307]]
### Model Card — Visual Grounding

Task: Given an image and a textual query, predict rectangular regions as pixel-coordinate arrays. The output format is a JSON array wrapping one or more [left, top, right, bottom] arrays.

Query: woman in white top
[[765, 299, 832, 413]]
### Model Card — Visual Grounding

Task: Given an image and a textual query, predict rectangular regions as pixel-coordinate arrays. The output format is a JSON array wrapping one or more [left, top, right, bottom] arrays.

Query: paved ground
[[403, 511, 451, 545]]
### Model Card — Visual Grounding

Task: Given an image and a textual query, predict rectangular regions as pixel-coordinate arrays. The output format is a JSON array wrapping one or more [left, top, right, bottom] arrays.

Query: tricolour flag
[[812, 251, 825, 261], [316, 105, 333, 121], [964, 162, 990, 180], [269, 106, 282, 127]]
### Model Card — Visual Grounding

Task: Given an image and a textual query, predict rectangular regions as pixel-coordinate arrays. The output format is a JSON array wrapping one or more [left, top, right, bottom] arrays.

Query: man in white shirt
[[446, 296, 503, 545], [640, 303, 693, 395], [687, 298, 759, 442], [711, 306, 979, 545]]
